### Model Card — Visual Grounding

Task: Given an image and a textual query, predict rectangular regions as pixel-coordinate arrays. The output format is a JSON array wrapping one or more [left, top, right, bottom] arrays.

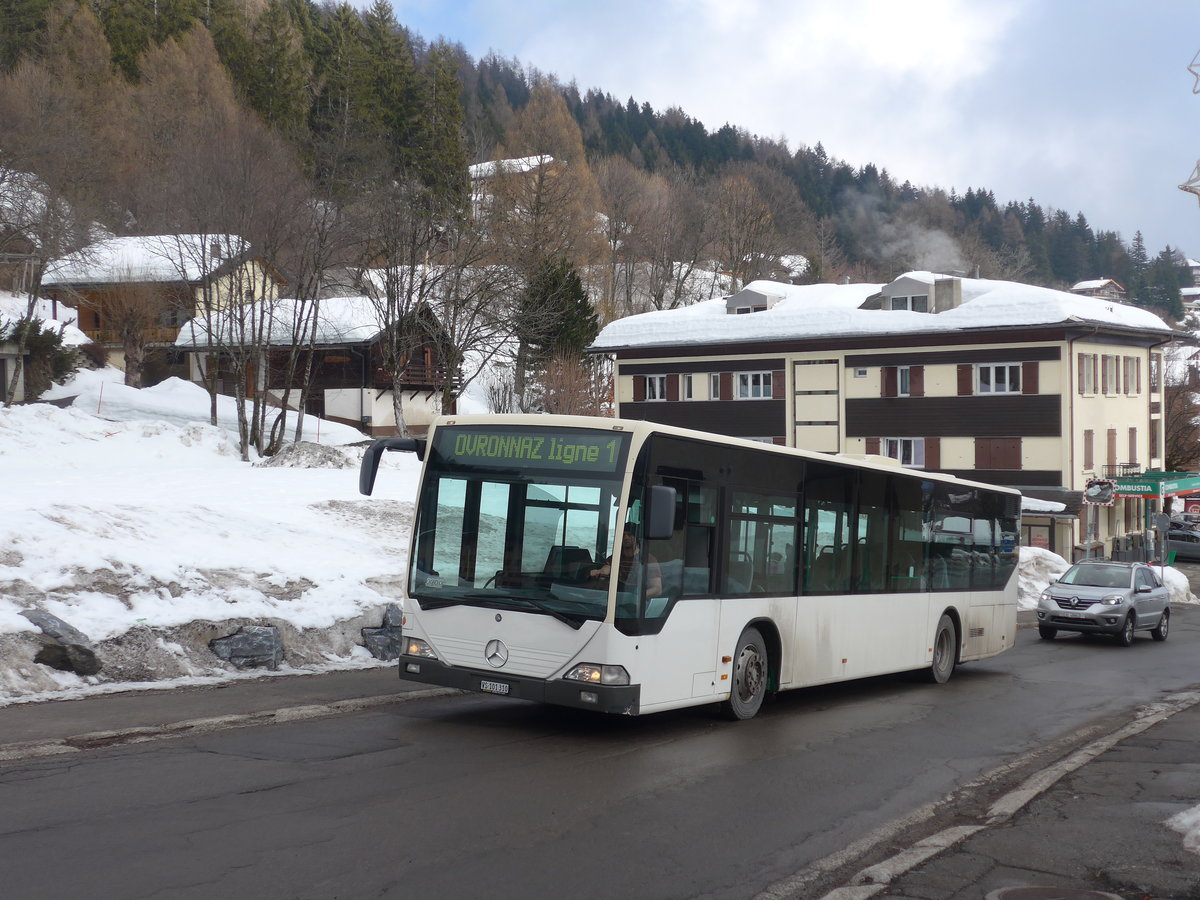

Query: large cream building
[[591, 272, 1179, 560]]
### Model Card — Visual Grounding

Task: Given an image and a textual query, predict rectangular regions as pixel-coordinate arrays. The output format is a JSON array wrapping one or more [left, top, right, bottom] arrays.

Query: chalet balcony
[[83, 327, 182, 346], [371, 364, 461, 392]]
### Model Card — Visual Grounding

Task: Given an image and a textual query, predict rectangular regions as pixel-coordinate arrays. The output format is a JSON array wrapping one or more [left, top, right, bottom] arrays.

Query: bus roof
[[426, 414, 1022, 498]]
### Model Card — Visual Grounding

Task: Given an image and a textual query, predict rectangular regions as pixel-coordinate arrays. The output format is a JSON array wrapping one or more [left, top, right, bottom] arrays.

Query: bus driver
[[590, 525, 663, 596]]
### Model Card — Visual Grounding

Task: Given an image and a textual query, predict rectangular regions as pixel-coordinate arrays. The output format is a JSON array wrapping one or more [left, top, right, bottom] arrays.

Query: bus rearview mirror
[[359, 437, 424, 495], [646, 485, 677, 540]]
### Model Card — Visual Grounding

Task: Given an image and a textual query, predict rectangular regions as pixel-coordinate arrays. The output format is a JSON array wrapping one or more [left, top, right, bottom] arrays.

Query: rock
[[21, 609, 103, 676], [361, 603, 404, 660], [209, 625, 284, 670]]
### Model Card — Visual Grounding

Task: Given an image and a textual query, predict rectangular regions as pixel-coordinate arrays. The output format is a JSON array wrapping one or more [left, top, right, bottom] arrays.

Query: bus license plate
[[480, 679, 510, 695]]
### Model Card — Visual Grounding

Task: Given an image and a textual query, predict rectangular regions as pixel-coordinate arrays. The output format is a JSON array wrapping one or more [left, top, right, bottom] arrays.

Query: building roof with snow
[[468, 155, 556, 180], [590, 272, 1172, 352], [42, 235, 255, 287]]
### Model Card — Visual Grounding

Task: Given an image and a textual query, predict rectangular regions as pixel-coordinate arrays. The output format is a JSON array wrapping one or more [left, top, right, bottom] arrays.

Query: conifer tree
[[418, 39, 469, 209]]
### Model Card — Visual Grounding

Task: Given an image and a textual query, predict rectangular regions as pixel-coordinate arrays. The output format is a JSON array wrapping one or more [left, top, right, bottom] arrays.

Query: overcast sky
[[383, 0, 1200, 259]]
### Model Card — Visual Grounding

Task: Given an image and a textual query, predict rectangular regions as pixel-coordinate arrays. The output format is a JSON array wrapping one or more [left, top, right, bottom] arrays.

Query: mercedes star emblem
[[485, 639, 509, 668]]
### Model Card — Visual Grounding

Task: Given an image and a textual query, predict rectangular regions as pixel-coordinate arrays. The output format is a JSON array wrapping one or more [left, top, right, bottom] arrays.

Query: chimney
[[933, 277, 962, 313]]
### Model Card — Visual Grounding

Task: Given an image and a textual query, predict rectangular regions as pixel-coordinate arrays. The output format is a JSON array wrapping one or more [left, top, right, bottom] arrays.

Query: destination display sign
[[432, 426, 631, 474]]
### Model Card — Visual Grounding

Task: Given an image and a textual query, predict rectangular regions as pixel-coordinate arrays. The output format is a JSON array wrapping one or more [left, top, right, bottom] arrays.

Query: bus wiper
[[463, 591, 586, 630]]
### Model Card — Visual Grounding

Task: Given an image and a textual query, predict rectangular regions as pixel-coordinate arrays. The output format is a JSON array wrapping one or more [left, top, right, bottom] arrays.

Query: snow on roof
[[1070, 278, 1119, 291], [1022, 496, 1067, 513], [468, 155, 555, 180], [591, 272, 1173, 351], [42, 234, 249, 286], [175, 296, 384, 348]]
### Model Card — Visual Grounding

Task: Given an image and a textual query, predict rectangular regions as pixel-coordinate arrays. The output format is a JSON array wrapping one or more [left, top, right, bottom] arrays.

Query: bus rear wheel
[[924, 615, 957, 684], [722, 626, 768, 720]]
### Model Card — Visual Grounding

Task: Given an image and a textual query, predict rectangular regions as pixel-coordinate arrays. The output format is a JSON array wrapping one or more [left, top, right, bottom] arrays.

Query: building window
[[682, 374, 694, 400], [1079, 353, 1097, 395], [645, 375, 668, 401], [898, 366, 912, 397], [1123, 357, 1140, 395], [737, 372, 772, 399], [977, 363, 1021, 394], [882, 437, 925, 467], [890, 294, 928, 312], [1101, 355, 1120, 395], [854, 367, 868, 378], [710, 373, 720, 399]]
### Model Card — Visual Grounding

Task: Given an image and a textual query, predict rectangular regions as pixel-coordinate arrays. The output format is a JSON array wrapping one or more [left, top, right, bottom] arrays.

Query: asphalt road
[[3, 607, 1199, 900]]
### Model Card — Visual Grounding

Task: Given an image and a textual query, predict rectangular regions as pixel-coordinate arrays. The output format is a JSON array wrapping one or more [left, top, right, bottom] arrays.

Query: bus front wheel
[[925, 615, 957, 684], [722, 626, 768, 720]]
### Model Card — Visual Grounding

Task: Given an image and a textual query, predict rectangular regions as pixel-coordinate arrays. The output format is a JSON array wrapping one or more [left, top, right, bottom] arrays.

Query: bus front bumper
[[398, 657, 641, 715]]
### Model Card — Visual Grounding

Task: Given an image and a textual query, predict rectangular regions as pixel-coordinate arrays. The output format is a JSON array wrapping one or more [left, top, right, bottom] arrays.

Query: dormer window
[[734, 304, 768, 314], [890, 294, 928, 312]]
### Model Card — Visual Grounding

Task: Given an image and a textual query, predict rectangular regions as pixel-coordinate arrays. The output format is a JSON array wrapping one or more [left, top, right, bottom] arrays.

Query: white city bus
[[360, 415, 1020, 719]]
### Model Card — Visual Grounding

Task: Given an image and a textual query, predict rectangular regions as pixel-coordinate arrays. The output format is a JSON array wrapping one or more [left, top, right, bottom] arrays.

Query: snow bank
[[1017, 546, 1197, 610], [0, 396, 419, 706]]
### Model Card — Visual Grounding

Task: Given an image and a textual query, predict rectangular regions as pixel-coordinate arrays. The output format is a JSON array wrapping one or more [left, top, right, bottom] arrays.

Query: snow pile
[[256, 441, 358, 469], [0, 394, 419, 706], [1017, 546, 1072, 610], [0, 288, 91, 347], [1167, 804, 1200, 856]]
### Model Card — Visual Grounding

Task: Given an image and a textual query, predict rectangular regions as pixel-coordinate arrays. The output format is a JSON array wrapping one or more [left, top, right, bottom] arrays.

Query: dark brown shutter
[[910, 366, 924, 397], [1022, 361, 1039, 394], [772, 370, 784, 397], [957, 364, 973, 396], [865, 437, 880, 454], [882, 366, 897, 398], [1001, 438, 1021, 469], [975, 438, 991, 469], [1107, 428, 1117, 466], [633, 376, 645, 402], [772, 437, 785, 446], [1084, 430, 1094, 469], [1077, 354, 1085, 395], [720, 372, 732, 401], [666, 374, 679, 402], [1128, 427, 1137, 464], [925, 437, 941, 469]]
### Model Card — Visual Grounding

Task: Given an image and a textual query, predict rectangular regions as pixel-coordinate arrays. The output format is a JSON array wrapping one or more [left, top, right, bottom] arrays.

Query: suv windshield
[[409, 425, 631, 626], [1060, 564, 1133, 589]]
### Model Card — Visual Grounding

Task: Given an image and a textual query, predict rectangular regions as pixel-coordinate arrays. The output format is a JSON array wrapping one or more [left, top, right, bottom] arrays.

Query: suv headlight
[[403, 637, 437, 658], [564, 663, 630, 686], [1100, 594, 1126, 606]]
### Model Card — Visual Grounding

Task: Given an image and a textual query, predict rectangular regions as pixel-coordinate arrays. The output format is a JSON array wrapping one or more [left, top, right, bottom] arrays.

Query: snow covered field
[[0, 369, 1194, 707]]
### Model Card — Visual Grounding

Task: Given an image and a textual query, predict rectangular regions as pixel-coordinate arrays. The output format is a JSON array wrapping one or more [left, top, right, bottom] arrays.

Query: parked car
[[1036, 560, 1170, 645], [1166, 528, 1200, 562]]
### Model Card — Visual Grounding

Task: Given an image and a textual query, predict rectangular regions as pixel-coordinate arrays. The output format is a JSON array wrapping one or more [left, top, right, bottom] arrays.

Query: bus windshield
[[409, 425, 632, 627]]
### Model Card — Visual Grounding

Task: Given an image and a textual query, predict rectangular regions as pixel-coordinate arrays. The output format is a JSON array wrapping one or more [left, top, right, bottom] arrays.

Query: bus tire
[[925, 614, 957, 684], [721, 626, 768, 720]]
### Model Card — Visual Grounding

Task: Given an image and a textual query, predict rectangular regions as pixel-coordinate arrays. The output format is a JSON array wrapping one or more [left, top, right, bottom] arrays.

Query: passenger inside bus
[[590, 525, 663, 597]]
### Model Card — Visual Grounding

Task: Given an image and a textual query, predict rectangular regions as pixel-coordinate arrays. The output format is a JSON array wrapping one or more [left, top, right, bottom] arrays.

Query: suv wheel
[[1116, 613, 1136, 647], [1151, 608, 1170, 642], [1038, 625, 1057, 640]]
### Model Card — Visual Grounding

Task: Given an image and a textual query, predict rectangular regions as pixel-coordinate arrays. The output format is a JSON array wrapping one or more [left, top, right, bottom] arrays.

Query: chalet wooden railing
[[371, 364, 460, 391], [83, 327, 182, 345]]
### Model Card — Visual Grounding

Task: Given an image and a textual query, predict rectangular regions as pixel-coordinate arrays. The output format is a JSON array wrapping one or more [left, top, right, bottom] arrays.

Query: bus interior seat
[[543, 546, 593, 582], [727, 552, 754, 593]]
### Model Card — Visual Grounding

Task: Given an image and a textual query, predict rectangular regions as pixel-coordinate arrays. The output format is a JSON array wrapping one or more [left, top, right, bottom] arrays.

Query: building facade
[[592, 273, 1177, 559]]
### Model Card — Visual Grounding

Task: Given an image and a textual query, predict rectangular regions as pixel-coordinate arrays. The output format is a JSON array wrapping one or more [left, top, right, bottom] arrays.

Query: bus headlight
[[564, 663, 630, 686], [404, 637, 437, 659]]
